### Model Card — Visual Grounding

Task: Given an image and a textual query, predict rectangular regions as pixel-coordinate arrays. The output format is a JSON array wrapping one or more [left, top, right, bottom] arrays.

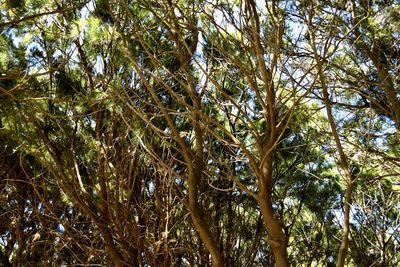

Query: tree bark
[[258, 197, 289, 267], [187, 90, 224, 267], [257, 152, 290, 267]]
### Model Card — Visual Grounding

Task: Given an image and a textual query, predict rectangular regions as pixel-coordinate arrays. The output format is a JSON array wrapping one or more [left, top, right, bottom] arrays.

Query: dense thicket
[[1, 0, 399, 266]]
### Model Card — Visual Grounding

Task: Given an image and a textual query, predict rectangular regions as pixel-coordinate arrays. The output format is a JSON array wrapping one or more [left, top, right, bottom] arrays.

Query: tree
[[1, 0, 399, 266]]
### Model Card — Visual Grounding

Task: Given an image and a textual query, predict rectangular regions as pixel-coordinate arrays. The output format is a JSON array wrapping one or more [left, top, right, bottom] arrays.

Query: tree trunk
[[187, 105, 224, 267], [258, 196, 289, 267], [336, 183, 353, 267], [188, 181, 224, 267], [257, 153, 289, 267]]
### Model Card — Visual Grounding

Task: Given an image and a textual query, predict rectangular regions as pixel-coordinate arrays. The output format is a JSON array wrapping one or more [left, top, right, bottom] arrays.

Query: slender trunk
[[246, 0, 289, 262], [188, 95, 224, 267], [258, 197, 289, 267], [308, 23, 354, 267], [336, 184, 353, 267], [258, 152, 289, 267], [188, 179, 224, 267]]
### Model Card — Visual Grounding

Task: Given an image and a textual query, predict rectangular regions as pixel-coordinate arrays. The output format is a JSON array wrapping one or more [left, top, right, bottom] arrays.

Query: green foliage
[[1, 0, 399, 266]]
